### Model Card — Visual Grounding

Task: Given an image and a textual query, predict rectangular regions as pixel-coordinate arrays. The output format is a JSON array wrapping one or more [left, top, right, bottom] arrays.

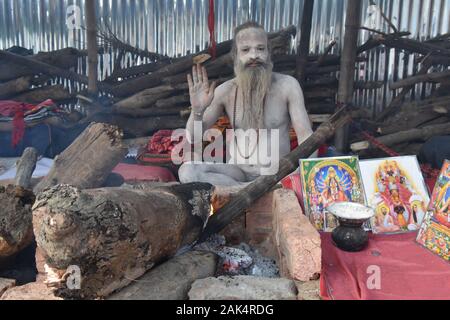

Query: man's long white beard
[[234, 60, 273, 130]]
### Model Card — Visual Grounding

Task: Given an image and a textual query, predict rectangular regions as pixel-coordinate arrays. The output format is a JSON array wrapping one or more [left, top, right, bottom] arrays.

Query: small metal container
[[327, 202, 375, 252]]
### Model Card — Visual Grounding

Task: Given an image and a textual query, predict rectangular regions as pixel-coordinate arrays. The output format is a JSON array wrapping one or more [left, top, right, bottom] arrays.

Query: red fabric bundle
[[0, 99, 54, 147], [147, 130, 180, 155]]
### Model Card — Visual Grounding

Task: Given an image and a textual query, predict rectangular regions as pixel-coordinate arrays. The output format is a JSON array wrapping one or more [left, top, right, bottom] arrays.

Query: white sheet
[[0, 157, 53, 181]]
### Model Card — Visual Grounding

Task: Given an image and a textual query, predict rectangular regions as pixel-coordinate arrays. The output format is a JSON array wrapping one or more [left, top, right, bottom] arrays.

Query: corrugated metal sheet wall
[[0, 0, 449, 113]]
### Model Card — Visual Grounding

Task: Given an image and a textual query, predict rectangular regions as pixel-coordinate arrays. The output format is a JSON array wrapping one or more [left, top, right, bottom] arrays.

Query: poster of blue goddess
[[300, 156, 367, 232]]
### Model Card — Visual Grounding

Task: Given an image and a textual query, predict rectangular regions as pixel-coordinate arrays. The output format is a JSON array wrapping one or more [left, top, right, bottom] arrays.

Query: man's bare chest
[[222, 90, 289, 129]]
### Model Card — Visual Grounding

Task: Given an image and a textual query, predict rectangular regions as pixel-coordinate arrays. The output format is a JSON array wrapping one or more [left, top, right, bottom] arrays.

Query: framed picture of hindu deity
[[416, 160, 449, 261], [359, 156, 430, 234], [299, 156, 367, 232]]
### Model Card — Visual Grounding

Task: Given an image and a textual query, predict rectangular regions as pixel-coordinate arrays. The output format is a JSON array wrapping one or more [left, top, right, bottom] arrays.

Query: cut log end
[[0, 185, 35, 259], [33, 183, 214, 299]]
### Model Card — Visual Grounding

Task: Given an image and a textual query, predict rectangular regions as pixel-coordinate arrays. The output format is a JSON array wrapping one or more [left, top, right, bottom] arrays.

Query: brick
[[272, 189, 321, 282]]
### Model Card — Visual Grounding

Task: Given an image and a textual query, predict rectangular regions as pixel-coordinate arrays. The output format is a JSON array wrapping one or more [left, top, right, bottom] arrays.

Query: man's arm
[[286, 76, 318, 158]]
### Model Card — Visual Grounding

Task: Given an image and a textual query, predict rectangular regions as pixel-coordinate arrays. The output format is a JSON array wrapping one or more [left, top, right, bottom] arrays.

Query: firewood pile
[[350, 31, 450, 158], [0, 26, 360, 137]]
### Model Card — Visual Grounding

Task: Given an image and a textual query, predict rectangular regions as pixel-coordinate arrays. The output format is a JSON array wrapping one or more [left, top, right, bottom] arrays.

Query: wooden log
[[0, 48, 81, 82], [10, 85, 73, 104], [85, 0, 99, 95], [351, 122, 450, 152], [0, 76, 32, 99], [15, 148, 38, 189], [0, 50, 114, 94], [199, 107, 352, 241], [0, 148, 38, 259], [390, 69, 450, 90], [34, 123, 128, 194], [88, 113, 187, 137], [104, 59, 171, 84], [113, 28, 296, 97], [296, 0, 314, 84], [376, 61, 434, 123], [335, 0, 361, 152], [112, 85, 175, 110], [33, 183, 213, 299], [113, 106, 189, 118]]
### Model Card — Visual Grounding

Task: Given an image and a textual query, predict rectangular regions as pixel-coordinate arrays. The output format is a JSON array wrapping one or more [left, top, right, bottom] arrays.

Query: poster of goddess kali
[[300, 157, 366, 232], [359, 156, 430, 234]]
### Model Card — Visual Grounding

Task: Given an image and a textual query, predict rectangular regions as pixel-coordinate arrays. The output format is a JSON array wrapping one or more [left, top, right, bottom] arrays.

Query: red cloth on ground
[[112, 163, 176, 183], [147, 130, 179, 155], [0, 99, 54, 147], [320, 232, 450, 300]]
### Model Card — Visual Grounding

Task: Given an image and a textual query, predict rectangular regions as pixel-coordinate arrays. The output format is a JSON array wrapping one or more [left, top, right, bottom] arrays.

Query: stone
[[108, 251, 218, 300], [188, 276, 298, 300], [0, 281, 62, 300], [0, 278, 15, 298], [295, 280, 321, 300], [272, 189, 321, 281]]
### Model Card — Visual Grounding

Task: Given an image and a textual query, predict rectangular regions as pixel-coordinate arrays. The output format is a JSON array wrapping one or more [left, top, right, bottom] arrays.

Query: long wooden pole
[[199, 107, 352, 242], [296, 0, 315, 85], [335, 0, 362, 152], [85, 0, 99, 95]]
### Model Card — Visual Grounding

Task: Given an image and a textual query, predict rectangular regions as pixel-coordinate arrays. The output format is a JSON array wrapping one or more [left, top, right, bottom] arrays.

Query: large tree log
[[0, 148, 38, 259], [10, 85, 73, 104], [33, 183, 213, 299], [34, 123, 128, 194], [199, 107, 352, 241], [0, 48, 81, 82]]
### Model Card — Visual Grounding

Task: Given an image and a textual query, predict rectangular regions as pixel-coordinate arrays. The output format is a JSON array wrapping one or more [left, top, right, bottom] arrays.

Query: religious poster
[[299, 156, 366, 232], [416, 160, 450, 261], [359, 156, 430, 234]]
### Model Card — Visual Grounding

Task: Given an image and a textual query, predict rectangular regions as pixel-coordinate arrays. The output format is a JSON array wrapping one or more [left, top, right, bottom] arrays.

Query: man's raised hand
[[187, 64, 217, 115]]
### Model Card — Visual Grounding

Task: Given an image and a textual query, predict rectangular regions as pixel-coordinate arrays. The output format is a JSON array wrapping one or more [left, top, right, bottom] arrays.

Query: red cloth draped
[[0, 99, 54, 147], [320, 232, 450, 300], [208, 0, 216, 59]]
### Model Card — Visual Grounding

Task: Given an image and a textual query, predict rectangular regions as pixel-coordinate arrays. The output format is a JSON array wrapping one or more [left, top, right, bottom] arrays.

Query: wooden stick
[[85, 0, 99, 95], [390, 69, 450, 90], [15, 148, 38, 189], [296, 0, 314, 84], [335, 0, 362, 152], [199, 107, 352, 242], [351, 122, 450, 152]]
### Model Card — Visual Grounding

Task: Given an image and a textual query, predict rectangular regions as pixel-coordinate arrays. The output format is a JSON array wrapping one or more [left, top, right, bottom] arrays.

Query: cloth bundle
[[0, 99, 57, 147]]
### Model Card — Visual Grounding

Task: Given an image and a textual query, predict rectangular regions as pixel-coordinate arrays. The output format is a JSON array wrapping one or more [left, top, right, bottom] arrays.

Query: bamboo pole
[[335, 0, 362, 152], [296, 0, 314, 85], [85, 0, 98, 95]]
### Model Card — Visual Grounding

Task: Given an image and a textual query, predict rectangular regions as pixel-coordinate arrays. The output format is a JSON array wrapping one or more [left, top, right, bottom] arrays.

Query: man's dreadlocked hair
[[231, 21, 272, 61]]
